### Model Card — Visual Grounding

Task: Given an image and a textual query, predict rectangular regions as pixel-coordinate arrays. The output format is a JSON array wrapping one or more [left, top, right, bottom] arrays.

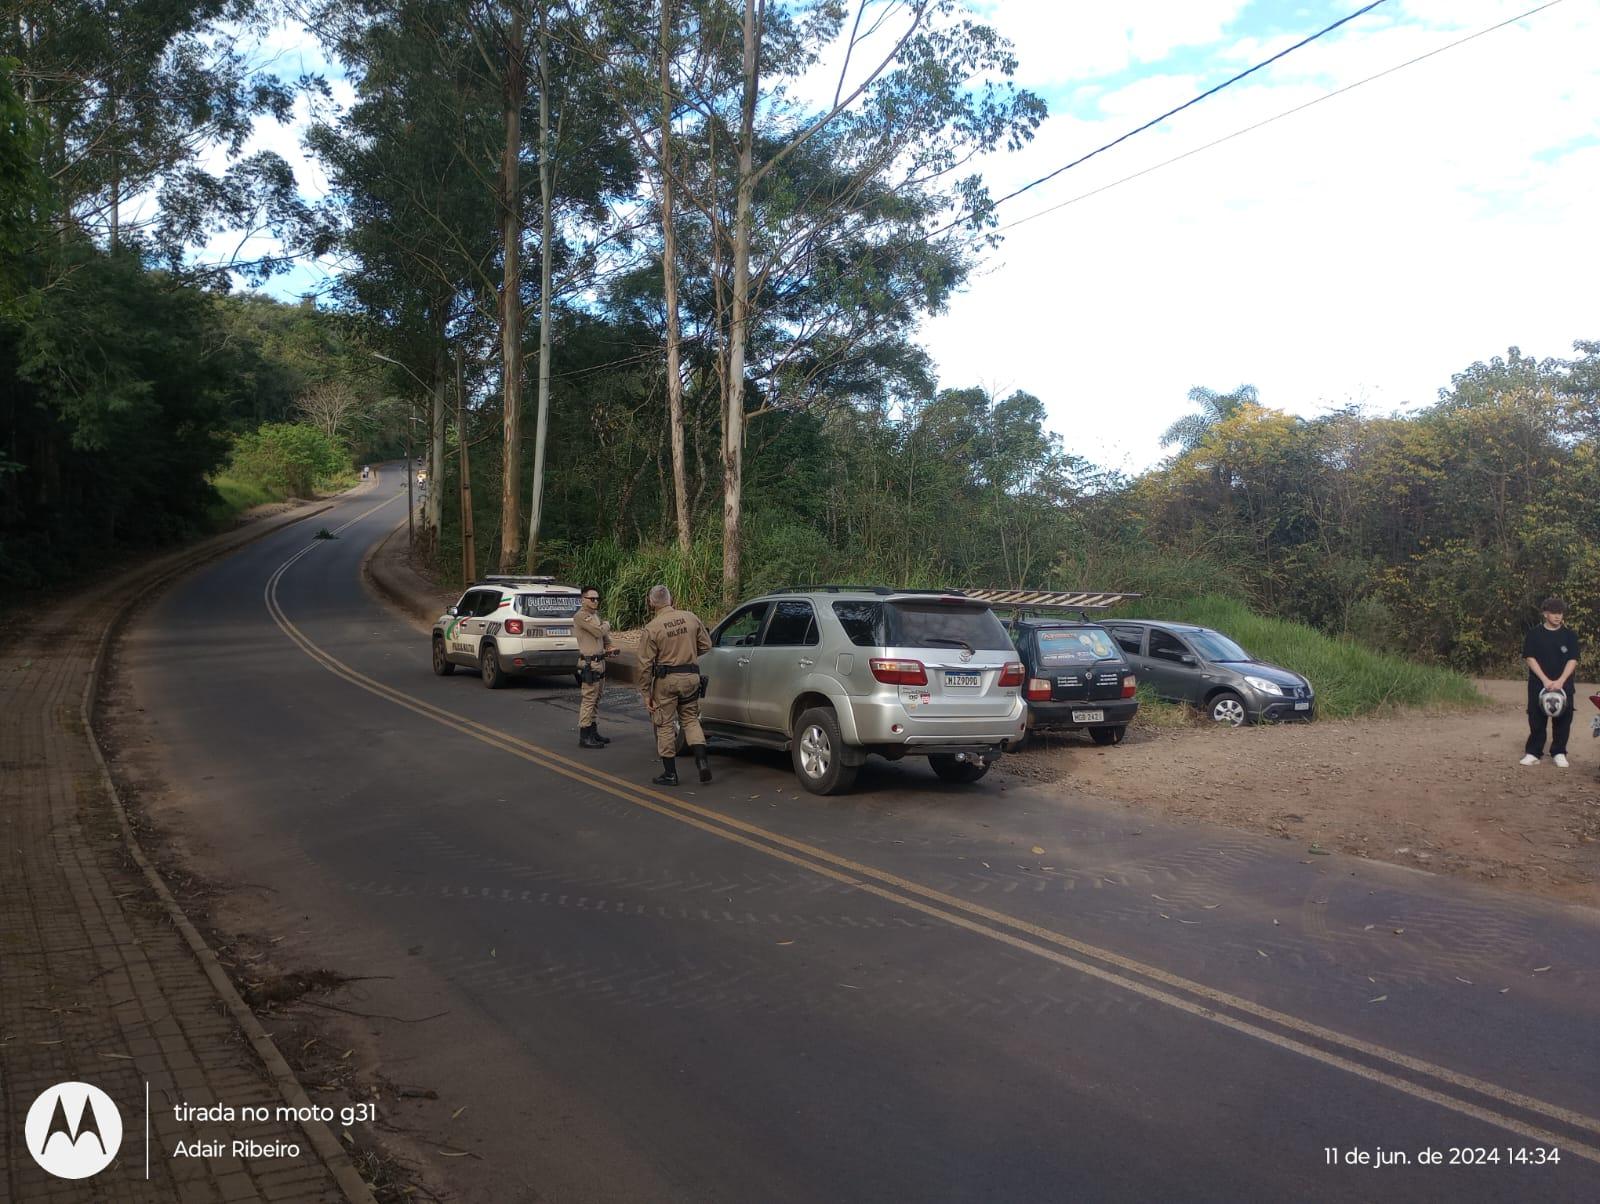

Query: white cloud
[[921, 0, 1600, 471]]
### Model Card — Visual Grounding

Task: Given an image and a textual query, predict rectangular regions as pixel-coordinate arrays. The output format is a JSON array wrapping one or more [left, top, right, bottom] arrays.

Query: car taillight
[[1122, 673, 1137, 698], [1025, 677, 1052, 702], [503, 619, 524, 635], [998, 662, 1025, 688], [870, 658, 928, 686]]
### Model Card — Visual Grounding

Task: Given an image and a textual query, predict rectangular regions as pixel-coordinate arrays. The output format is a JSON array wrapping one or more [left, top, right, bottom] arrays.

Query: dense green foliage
[[1129, 347, 1600, 675], [224, 423, 352, 499]]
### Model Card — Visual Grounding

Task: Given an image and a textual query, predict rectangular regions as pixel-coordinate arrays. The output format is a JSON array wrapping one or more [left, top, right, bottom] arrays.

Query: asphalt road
[[119, 473, 1600, 1202]]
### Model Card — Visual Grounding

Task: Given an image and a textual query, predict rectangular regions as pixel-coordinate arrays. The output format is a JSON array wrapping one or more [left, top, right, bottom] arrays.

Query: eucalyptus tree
[[674, 0, 1043, 603], [3, 0, 313, 275]]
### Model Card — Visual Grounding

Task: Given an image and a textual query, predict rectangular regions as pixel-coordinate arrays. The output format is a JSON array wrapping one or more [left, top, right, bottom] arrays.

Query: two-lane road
[[118, 473, 1600, 1201]]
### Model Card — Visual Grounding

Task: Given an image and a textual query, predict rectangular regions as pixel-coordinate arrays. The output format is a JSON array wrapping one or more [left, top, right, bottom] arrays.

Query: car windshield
[[1036, 627, 1117, 661], [517, 594, 581, 618], [1188, 630, 1250, 662], [885, 601, 1010, 652]]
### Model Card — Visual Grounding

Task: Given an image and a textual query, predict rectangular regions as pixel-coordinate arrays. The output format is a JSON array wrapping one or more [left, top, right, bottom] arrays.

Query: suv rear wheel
[[481, 643, 506, 689], [929, 754, 989, 784], [792, 707, 857, 795]]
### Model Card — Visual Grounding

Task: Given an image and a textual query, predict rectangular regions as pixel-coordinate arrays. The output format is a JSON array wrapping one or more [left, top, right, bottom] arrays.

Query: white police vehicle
[[431, 576, 584, 688]]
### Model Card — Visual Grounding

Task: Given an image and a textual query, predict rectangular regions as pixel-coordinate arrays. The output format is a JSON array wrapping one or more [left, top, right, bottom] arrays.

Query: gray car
[[1103, 620, 1314, 726], [698, 587, 1028, 794]]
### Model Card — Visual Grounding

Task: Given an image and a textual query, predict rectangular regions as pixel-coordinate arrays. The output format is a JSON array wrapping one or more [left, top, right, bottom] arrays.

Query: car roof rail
[[769, 584, 893, 595]]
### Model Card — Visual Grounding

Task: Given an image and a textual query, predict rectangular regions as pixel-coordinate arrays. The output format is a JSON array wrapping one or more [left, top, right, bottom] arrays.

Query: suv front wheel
[[792, 707, 858, 796]]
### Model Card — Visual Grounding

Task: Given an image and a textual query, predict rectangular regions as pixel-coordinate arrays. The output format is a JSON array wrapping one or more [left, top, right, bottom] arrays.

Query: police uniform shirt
[[574, 608, 611, 659]]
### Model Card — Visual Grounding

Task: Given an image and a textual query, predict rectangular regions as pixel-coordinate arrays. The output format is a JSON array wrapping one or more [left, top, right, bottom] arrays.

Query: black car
[[1006, 618, 1139, 746]]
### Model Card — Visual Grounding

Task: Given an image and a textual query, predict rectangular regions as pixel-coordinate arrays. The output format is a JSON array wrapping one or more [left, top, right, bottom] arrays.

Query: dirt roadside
[[1003, 680, 1600, 909]]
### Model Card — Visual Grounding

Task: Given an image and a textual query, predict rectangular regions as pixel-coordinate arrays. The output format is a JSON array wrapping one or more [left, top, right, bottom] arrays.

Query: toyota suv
[[699, 587, 1027, 794], [431, 576, 584, 687], [1103, 620, 1315, 725]]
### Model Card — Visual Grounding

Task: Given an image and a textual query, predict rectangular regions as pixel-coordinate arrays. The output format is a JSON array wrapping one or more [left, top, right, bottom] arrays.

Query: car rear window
[[1037, 627, 1117, 661], [885, 602, 1010, 651], [517, 593, 581, 618]]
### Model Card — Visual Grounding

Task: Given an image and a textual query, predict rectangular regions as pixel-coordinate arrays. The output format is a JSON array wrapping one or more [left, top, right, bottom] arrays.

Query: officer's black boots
[[693, 745, 712, 783], [579, 725, 605, 749], [593, 726, 611, 745], [652, 757, 678, 786]]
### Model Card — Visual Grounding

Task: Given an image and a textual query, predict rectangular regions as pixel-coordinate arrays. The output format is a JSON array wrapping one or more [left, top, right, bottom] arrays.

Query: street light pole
[[373, 352, 427, 554]]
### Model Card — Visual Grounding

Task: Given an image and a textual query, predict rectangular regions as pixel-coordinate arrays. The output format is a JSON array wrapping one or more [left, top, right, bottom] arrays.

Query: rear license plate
[[544, 627, 572, 637], [944, 671, 981, 687], [1294, 701, 1310, 710], [1071, 710, 1104, 723]]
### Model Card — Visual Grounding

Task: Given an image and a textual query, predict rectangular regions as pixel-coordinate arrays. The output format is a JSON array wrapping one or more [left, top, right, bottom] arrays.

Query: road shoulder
[[0, 496, 373, 1203]]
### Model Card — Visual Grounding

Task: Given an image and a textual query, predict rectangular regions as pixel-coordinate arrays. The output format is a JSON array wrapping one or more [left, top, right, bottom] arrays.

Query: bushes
[[222, 423, 350, 500]]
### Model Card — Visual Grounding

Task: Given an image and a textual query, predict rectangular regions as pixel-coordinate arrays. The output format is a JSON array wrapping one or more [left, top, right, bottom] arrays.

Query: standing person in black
[[1521, 596, 1580, 768]]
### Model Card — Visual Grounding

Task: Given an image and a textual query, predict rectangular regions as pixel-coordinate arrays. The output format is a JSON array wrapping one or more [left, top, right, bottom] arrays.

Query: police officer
[[573, 585, 615, 749], [636, 584, 712, 786]]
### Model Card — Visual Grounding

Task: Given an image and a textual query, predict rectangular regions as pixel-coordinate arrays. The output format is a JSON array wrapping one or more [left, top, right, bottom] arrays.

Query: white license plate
[[544, 627, 572, 637], [944, 671, 981, 687], [1072, 710, 1104, 723], [1294, 701, 1310, 710]]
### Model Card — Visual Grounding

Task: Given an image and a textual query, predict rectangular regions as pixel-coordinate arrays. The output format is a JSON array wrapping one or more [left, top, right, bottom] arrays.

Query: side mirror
[[448, 606, 459, 617], [1180, 653, 1198, 666]]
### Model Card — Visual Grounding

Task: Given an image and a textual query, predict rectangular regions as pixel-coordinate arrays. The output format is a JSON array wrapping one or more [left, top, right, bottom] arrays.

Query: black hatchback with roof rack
[[978, 590, 1143, 748]]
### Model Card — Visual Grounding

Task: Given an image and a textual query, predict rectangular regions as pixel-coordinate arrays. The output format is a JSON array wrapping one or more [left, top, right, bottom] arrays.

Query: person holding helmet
[[1521, 596, 1580, 767]]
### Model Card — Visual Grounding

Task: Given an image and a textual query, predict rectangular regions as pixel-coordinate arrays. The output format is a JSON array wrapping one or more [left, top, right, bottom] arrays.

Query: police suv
[[431, 576, 585, 688]]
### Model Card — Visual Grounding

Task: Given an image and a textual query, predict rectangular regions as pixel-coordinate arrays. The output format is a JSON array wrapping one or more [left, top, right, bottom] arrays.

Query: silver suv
[[699, 588, 1027, 794]]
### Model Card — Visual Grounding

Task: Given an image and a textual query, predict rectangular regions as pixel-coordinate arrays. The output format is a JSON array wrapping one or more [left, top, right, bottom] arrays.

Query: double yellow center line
[[265, 499, 1600, 1164]]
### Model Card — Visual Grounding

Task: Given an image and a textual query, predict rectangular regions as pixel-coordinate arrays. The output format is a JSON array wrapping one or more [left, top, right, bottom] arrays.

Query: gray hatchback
[[1102, 620, 1314, 726]]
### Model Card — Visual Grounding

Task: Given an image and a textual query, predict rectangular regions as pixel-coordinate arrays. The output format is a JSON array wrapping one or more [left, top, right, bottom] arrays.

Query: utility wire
[[982, 0, 1392, 216], [991, 0, 1567, 237]]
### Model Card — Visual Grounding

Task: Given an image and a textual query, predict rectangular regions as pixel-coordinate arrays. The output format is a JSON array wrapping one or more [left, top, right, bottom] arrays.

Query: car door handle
[[737, 657, 751, 667], [797, 658, 814, 668]]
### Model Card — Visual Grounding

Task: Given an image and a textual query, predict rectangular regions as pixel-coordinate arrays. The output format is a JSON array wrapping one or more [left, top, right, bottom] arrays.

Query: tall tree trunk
[[426, 343, 446, 553], [498, 8, 527, 570], [526, 11, 554, 569], [722, 0, 761, 606], [659, 0, 691, 555]]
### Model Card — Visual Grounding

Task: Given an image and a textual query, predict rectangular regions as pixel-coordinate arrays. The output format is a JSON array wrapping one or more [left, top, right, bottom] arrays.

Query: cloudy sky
[[239, 0, 1598, 472]]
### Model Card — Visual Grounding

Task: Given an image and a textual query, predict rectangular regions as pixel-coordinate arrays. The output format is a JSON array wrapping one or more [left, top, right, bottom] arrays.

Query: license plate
[[1294, 701, 1310, 710], [944, 671, 981, 687], [1072, 710, 1104, 723], [544, 627, 572, 637]]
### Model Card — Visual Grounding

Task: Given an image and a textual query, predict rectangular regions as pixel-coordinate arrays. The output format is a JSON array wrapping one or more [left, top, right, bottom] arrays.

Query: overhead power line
[[993, 0, 1568, 237], [983, 0, 1393, 216]]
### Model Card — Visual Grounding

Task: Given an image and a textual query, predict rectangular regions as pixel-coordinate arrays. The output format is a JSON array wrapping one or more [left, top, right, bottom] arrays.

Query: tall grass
[[207, 473, 280, 524], [1111, 594, 1486, 717]]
